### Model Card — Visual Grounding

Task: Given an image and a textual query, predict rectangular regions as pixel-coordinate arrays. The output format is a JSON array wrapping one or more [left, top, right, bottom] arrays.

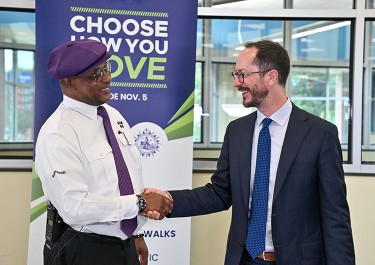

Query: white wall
[[345, 176, 375, 265], [0, 171, 31, 265]]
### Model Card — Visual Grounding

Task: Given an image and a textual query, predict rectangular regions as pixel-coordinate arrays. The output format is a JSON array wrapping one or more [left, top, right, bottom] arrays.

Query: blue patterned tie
[[246, 118, 272, 258], [97, 106, 137, 237]]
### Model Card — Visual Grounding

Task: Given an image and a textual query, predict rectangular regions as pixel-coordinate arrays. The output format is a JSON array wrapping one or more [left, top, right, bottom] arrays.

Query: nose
[[233, 77, 241, 88], [102, 71, 112, 82]]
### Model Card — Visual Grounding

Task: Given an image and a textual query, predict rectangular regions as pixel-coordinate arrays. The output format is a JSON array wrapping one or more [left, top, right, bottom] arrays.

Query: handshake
[[138, 188, 173, 220]]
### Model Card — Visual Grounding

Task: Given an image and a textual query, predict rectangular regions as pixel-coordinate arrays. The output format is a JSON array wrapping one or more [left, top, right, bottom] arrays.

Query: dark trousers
[[44, 228, 140, 265], [240, 249, 277, 265]]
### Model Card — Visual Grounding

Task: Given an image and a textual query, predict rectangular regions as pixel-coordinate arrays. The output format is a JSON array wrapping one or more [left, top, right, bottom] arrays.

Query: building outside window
[[0, 10, 35, 155], [194, 18, 351, 161]]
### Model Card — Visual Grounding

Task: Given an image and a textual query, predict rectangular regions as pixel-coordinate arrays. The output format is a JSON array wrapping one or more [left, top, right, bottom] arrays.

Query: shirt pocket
[[84, 140, 118, 187], [117, 130, 142, 169]]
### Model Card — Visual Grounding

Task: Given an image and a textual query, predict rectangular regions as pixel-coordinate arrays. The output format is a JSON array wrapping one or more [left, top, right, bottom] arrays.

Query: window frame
[[196, 6, 369, 174], [0, 8, 35, 161]]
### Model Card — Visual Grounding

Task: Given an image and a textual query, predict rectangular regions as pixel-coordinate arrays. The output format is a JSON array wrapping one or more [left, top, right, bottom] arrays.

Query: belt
[[66, 228, 131, 244], [257, 251, 276, 261]]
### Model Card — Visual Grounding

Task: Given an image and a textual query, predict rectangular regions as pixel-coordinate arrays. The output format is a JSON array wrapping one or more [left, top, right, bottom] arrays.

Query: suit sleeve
[[168, 123, 234, 218], [318, 125, 355, 264]]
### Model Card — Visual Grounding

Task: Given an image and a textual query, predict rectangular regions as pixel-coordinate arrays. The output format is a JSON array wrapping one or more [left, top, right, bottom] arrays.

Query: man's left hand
[[134, 236, 148, 265]]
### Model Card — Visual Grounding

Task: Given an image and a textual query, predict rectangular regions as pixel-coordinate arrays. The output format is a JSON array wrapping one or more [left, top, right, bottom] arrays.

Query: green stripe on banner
[[168, 91, 195, 124], [70, 6, 169, 17], [30, 201, 47, 223], [31, 162, 46, 222], [32, 163, 44, 201], [111, 82, 167, 88], [165, 109, 194, 140]]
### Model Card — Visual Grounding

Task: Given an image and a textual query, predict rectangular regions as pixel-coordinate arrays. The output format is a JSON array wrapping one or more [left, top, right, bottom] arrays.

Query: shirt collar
[[62, 95, 102, 120], [256, 98, 292, 127]]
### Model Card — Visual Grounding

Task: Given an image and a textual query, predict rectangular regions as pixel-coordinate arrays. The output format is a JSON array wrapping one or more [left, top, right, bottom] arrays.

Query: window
[[290, 66, 350, 158], [194, 62, 204, 143], [0, 10, 35, 155], [194, 18, 352, 163], [363, 20, 375, 162], [290, 20, 351, 157], [2, 49, 35, 142]]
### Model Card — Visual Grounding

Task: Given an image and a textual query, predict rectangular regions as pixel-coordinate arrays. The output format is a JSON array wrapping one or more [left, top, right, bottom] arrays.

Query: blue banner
[[30, 0, 197, 264], [35, 0, 197, 136]]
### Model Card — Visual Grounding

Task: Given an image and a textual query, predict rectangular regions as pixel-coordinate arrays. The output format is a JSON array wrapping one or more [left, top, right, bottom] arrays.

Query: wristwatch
[[136, 195, 147, 212]]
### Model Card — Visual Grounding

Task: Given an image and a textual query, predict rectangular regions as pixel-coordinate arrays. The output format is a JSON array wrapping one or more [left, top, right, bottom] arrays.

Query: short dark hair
[[244, 40, 290, 86]]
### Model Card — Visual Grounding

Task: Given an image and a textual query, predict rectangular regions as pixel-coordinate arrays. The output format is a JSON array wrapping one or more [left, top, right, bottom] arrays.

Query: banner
[[29, 0, 197, 264]]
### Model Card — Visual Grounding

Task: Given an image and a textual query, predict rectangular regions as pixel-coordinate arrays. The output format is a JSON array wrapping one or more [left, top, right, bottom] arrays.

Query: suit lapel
[[240, 113, 257, 207], [273, 105, 311, 203]]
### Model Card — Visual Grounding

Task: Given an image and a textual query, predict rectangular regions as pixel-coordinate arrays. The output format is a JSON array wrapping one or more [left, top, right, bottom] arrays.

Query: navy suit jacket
[[169, 104, 355, 265]]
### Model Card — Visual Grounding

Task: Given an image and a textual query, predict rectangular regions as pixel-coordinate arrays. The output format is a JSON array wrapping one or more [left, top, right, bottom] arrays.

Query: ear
[[266, 69, 279, 86], [60, 78, 74, 88]]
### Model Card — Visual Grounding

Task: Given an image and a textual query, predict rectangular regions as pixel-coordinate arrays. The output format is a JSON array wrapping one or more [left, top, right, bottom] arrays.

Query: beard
[[241, 84, 269, 108]]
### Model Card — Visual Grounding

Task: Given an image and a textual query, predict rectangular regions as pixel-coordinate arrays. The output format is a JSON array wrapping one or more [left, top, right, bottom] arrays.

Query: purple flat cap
[[47, 39, 112, 80]]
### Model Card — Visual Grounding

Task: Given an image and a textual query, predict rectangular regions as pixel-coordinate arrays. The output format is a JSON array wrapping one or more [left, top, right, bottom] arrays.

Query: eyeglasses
[[231, 70, 269, 83], [82, 61, 112, 82]]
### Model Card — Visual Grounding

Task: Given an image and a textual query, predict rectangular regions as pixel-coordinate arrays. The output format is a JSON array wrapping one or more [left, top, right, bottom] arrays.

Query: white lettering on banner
[[71, 16, 168, 36], [70, 35, 168, 54], [70, 15, 169, 54], [70, 14, 169, 82], [125, 38, 168, 54], [144, 230, 176, 237], [111, 93, 148, 101], [70, 15, 85, 32]]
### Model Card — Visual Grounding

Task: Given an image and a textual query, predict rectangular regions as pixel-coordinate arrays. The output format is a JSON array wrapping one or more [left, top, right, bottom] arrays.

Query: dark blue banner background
[[35, 0, 197, 139]]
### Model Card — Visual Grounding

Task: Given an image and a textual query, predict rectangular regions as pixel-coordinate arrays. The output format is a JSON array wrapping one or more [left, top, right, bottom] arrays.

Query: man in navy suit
[[146, 40, 355, 265]]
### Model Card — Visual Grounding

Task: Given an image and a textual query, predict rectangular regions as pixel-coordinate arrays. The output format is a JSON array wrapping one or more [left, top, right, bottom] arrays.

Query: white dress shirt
[[249, 99, 292, 252], [35, 95, 147, 240]]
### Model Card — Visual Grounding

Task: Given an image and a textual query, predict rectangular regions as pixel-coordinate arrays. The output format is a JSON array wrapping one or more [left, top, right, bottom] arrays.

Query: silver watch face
[[137, 195, 147, 211]]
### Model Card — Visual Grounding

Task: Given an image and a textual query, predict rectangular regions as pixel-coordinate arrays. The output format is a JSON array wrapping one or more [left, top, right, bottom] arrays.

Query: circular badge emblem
[[135, 128, 160, 157]]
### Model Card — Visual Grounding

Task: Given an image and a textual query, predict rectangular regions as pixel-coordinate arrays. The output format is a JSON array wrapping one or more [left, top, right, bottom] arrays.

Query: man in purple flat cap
[[35, 39, 173, 265]]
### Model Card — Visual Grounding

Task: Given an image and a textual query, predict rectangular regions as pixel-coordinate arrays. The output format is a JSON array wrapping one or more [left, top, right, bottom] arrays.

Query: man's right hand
[[139, 190, 173, 220]]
